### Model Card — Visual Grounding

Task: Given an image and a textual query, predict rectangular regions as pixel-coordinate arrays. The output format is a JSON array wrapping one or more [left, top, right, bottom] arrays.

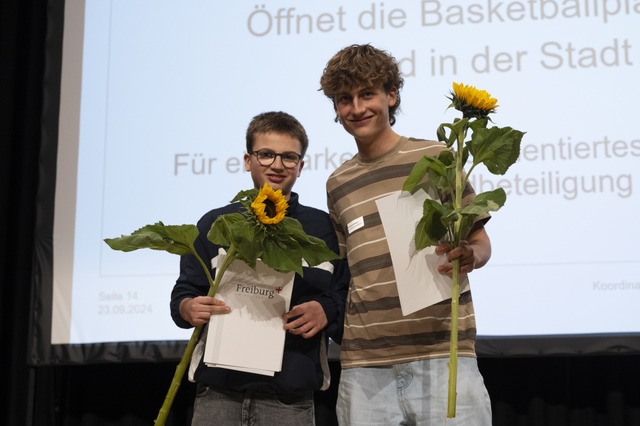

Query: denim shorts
[[191, 385, 314, 426], [337, 357, 492, 425]]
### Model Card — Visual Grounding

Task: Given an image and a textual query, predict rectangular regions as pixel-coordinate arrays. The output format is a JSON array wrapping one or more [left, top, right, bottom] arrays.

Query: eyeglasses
[[250, 149, 302, 168]]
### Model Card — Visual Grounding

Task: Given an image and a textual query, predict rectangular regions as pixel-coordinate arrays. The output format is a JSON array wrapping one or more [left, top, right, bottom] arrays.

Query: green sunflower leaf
[[468, 126, 524, 175], [281, 218, 340, 267], [104, 222, 199, 256], [414, 199, 450, 250], [262, 236, 304, 275]]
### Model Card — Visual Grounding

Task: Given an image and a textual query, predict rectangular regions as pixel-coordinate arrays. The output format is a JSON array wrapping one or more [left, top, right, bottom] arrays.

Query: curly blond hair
[[319, 44, 404, 125]]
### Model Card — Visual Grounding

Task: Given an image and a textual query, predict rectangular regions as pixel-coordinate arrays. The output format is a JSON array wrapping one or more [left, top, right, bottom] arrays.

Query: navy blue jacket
[[170, 192, 349, 392]]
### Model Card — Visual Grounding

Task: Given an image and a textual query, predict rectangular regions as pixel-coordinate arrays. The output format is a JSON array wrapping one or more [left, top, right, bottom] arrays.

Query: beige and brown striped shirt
[[326, 136, 482, 368]]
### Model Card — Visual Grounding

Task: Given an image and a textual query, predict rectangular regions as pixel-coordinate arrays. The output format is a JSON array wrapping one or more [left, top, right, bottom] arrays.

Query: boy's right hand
[[180, 296, 230, 326]]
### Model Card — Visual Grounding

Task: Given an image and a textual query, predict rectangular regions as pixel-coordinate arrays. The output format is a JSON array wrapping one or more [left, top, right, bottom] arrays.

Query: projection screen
[[31, 0, 640, 364]]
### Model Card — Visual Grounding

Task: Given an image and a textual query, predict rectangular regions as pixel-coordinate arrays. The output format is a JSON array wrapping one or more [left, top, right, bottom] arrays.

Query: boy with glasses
[[171, 111, 349, 425]]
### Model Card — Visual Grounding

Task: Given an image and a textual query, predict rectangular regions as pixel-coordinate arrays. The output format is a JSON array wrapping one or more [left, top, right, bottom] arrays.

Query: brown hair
[[245, 111, 309, 157], [319, 44, 404, 125]]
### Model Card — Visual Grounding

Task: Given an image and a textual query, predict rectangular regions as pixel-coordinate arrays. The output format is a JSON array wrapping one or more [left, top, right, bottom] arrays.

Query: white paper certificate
[[375, 190, 469, 316], [203, 249, 295, 376]]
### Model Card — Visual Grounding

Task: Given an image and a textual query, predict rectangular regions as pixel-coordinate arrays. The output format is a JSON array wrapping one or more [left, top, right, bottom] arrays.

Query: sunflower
[[250, 183, 288, 225], [449, 82, 498, 119]]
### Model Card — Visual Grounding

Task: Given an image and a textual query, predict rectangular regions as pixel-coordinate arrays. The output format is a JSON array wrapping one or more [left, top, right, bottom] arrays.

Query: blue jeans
[[337, 358, 492, 425], [191, 385, 315, 426]]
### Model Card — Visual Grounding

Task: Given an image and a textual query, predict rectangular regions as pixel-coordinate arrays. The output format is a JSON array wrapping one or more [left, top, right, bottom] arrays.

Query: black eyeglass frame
[[250, 149, 302, 168]]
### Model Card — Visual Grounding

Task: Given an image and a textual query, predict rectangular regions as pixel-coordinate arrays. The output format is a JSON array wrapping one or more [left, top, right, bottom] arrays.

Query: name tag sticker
[[347, 216, 365, 234]]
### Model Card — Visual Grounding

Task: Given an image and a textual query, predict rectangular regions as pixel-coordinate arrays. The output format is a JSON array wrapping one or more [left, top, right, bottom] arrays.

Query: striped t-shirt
[[326, 136, 482, 368]]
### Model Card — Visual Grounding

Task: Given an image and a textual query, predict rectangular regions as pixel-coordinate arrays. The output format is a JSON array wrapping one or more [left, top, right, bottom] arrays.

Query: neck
[[356, 128, 400, 160]]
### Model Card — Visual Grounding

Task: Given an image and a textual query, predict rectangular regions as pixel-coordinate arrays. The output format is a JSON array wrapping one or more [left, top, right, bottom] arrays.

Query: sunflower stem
[[153, 245, 238, 426], [446, 123, 467, 418], [447, 257, 460, 418]]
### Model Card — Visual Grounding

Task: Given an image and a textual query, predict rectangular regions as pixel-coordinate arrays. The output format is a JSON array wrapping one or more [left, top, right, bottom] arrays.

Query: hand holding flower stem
[[153, 245, 238, 426], [104, 222, 239, 426], [403, 83, 524, 417]]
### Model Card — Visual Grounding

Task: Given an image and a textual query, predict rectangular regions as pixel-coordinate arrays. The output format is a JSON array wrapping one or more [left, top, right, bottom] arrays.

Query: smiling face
[[244, 132, 304, 200], [335, 84, 399, 158]]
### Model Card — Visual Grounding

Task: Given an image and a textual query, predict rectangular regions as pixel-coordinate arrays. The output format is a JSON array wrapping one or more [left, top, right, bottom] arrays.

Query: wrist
[[179, 298, 193, 321]]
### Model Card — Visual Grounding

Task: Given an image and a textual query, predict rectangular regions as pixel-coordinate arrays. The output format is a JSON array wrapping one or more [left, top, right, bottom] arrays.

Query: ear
[[388, 87, 398, 107], [297, 160, 304, 177], [243, 152, 251, 171]]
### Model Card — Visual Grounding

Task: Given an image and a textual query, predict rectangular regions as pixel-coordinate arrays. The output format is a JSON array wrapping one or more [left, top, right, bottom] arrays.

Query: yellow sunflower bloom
[[251, 183, 288, 225], [450, 82, 498, 119]]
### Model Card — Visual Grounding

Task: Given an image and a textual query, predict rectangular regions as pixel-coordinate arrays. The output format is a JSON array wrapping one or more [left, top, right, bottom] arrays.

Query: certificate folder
[[203, 249, 294, 376]]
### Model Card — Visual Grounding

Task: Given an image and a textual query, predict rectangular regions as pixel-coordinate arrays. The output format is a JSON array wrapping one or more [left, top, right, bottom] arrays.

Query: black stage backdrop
[[2, 1, 639, 426]]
